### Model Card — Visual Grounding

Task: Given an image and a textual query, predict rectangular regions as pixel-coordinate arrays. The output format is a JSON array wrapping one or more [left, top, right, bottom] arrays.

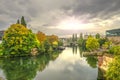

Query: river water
[[0, 47, 98, 80]]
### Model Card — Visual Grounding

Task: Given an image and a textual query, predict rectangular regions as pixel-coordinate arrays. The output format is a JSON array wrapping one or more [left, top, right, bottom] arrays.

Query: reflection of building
[[106, 28, 120, 43], [0, 30, 4, 40]]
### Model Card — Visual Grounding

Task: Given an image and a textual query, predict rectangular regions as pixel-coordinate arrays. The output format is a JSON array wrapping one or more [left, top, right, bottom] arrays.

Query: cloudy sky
[[0, 0, 120, 37]]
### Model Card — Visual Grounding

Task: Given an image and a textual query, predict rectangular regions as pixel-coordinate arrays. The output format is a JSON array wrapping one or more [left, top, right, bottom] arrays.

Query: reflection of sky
[[0, 69, 6, 80], [35, 47, 98, 80]]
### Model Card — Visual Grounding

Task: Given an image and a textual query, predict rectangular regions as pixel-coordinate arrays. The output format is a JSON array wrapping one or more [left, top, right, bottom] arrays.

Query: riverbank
[[83, 49, 114, 79], [83, 49, 108, 57]]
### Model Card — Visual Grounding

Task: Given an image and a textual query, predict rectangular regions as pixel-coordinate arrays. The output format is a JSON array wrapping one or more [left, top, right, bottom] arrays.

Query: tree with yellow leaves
[[36, 31, 46, 43], [2, 24, 38, 57], [47, 35, 58, 44]]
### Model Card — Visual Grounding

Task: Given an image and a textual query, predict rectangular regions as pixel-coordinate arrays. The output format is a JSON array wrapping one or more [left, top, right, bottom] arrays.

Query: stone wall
[[98, 55, 113, 71]]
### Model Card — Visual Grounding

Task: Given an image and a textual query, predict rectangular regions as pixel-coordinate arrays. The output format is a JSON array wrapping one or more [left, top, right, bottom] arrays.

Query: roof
[[106, 28, 120, 33]]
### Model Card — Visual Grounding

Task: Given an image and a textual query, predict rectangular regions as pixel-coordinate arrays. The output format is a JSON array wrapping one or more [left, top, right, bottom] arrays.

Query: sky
[[0, 0, 120, 37]]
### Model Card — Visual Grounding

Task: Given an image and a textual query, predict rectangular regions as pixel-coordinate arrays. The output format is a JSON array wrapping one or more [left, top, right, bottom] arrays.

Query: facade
[[106, 28, 120, 37], [106, 28, 120, 43]]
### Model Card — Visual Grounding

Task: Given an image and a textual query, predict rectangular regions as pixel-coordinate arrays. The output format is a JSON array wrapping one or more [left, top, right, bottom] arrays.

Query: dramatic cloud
[[0, 0, 120, 37]]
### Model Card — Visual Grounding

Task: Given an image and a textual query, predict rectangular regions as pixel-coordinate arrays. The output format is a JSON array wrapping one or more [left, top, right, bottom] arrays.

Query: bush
[[0, 43, 3, 56], [2, 24, 38, 57], [109, 46, 120, 55], [106, 56, 120, 80]]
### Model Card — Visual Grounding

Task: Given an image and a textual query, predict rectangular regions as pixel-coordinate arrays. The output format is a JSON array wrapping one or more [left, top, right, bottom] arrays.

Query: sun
[[57, 18, 92, 30], [60, 19, 81, 30]]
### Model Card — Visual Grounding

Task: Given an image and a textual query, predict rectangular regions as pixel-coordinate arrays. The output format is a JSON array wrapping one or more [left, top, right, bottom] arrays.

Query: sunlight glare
[[57, 18, 93, 30]]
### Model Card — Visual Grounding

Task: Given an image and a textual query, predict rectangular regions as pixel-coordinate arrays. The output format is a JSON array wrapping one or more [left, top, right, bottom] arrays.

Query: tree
[[58, 40, 63, 46], [102, 41, 112, 49], [2, 24, 38, 57], [72, 34, 75, 42], [78, 33, 83, 46], [86, 37, 100, 51], [75, 34, 77, 41], [43, 40, 52, 53], [17, 19, 20, 24], [109, 46, 120, 55], [98, 38, 107, 48], [36, 31, 46, 43], [47, 35, 58, 44], [106, 56, 120, 80], [95, 33, 100, 39], [21, 16, 27, 27], [47, 35, 59, 49]]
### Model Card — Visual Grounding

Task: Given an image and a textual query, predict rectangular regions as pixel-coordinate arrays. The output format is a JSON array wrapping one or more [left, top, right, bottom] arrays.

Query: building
[[106, 28, 120, 36], [0, 30, 4, 40], [106, 28, 120, 43]]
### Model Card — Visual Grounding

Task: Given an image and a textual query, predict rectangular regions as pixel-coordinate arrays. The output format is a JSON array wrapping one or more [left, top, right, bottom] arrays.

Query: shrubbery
[[106, 56, 120, 80], [109, 46, 120, 55]]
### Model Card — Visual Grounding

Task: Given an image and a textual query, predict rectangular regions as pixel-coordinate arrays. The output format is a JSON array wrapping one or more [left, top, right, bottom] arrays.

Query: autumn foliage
[[47, 35, 58, 44], [36, 31, 59, 53], [2, 24, 38, 57], [36, 31, 46, 43]]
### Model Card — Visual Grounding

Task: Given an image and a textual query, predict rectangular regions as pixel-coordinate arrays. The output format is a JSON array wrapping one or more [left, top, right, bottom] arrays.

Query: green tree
[[17, 19, 20, 24], [98, 38, 107, 48], [95, 33, 100, 39], [78, 33, 83, 46], [106, 56, 120, 80], [109, 46, 120, 55], [72, 34, 75, 42], [58, 40, 63, 46], [86, 37, 100, 51], [2, 24, 38, 57], [21, 16, 27, 27], [102, 41, 112, 49], [43, 39, 53, 53]]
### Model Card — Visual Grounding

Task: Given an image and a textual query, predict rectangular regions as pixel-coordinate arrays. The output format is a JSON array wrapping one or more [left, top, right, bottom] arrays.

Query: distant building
[[0, 30, 4, 40], [84, 34, 89, 39], [106, 28, 120, 43], [106, 28, 120, 37]]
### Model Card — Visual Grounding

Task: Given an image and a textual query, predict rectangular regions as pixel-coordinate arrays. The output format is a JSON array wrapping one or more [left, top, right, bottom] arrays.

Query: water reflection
[[72, 46, 77, 54], [78, 47, 83, 57], [35, 47, 98, 80], [0, 51, 60, 80], [0, 47, 98, 80], [86, 56, 98, 68]]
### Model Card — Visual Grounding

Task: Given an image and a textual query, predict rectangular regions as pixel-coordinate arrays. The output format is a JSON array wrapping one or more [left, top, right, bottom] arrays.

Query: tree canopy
[[86, 36, 100, 51], [1, 24, 38, 57], [21, 16, 27, 27], [106, 56, 120, 80]]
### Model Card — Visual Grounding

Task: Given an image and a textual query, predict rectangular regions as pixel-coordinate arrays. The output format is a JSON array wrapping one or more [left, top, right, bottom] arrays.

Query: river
[[0, 47, 98, 80]]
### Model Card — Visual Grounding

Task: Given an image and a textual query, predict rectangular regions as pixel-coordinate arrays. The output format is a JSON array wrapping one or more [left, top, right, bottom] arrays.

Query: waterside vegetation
[[0, 17, 63, 57]]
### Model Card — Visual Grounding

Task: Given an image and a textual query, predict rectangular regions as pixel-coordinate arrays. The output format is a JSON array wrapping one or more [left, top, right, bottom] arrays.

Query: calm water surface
[[0, 47, 98, 80]]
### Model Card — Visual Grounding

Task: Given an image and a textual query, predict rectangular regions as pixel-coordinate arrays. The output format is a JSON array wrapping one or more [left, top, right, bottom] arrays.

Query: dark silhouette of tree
[[21, 16, 27, 27], [17, 19, 20, 24], [95, 33, 100, 39]]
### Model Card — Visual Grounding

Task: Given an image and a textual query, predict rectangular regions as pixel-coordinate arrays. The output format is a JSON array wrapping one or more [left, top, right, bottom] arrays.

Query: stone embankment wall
[[98, 55, 113, 71]]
